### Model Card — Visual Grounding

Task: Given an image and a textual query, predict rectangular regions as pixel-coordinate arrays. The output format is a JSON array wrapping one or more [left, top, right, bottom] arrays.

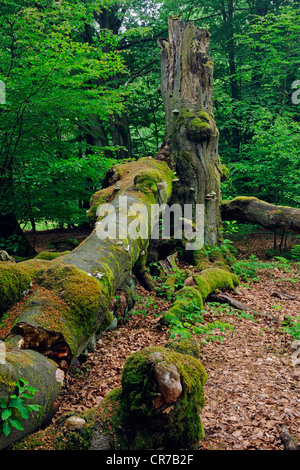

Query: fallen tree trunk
[[221, 197, 300, 235], [0, 157, 174, 449], [280, 425, 300, 450], [9, 339, 208, 451]]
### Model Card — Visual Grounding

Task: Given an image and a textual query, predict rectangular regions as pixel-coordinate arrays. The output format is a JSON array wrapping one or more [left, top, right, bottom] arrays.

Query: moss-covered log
[[10, 340, 207, 451], [100, 344, 207, 450], [0, 347, 61, 450], [0, 157, 174, 449], [221, 197, 300, 234], [159, 267, 239, 327]]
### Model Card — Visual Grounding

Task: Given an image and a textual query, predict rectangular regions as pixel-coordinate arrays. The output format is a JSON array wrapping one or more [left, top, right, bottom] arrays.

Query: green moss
[[161, 267, 239, 328], [0, 371, 17, 392], [160, 286, 204, 327], [208, 249, 232, 271], [221, 164, 230, 182], [38, 263, 113, 342], [175, 108, 195, 129], [198, 267, 239, 293], [34, 251, 70, 260], [222, 196, 258, 205], [87, 186, 116, 226], [175, 108, 212, 142], [0, 263, 32, 316], [205, 60, 214, 69], [193, 247, 210, 270], [166, 338, 200, 358], [193, 276, 211, 300], [87, 158, 174, 227], [187, 117, 211, 141], [112, 346, 207, 450], [196, 111, 210, 122], [133, 169, 162, 204], [10, 408, 99, 450]]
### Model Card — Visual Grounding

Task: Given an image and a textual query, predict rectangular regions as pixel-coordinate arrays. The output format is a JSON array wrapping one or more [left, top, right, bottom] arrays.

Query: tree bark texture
[[0, 157, 174, 449], [221, 197, 300, 235], [158, 17, 223, 247]]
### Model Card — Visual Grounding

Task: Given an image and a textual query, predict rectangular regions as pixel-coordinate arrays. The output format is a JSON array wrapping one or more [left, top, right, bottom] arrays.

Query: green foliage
[[0, 235, 23, 255], [217, 4, 300, 204], [0, 0, 129, 228], [206, 302, 255, 322], [232, 254, 296, 282], [231, 255, 268, 282], [290, 245, 300, 261], [167, 297, 234, 343], [282, 317, 300, 340], [0, 378, 40, 437]]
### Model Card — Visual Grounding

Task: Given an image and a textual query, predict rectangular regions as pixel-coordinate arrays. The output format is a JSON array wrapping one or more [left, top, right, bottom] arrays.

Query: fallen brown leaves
[[51, 231, 300, 450]]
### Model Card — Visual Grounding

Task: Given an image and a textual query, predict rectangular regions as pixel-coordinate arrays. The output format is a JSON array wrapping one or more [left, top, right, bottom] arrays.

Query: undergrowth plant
[[231, 254, 295, 282], [167, 299, 234, 343], [0, 378, 40, 437], [282, 317, 300, 340], [290, 245, 300, 261]]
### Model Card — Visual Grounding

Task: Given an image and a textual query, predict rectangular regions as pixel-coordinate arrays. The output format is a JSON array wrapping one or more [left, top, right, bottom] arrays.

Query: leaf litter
[[48, 231, 300, 450]]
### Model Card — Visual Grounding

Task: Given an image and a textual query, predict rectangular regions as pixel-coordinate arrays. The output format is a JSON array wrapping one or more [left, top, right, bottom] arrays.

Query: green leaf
[[27, 404, 41, 412], [8, 397, 23, 409], [8, 418, 23, 431], [18, 406, 29, 419], [0, 398, 7, 409], [1, 408, 12, 421], [2, 421, 11, 437]]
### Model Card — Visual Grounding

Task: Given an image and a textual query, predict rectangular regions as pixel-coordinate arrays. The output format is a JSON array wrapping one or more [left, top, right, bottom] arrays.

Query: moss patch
[[175, 108, 213, 142], [34, 251, 70, 260], [100, 345, 207, 450], [166, 338, 200, 358], [38, 263, 113, 341], [0, 263, 32, 316]]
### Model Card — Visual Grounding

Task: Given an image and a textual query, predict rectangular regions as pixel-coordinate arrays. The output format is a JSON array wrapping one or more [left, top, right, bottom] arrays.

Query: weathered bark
[[0, 157, 174, 449], [221, 197, 300, 235], [158, 17, 223, 248]]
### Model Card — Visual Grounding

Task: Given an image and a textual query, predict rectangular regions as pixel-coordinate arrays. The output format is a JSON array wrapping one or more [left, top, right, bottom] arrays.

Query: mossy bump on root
[[99, 345, 207, 450], [161, 267, 239, 327]]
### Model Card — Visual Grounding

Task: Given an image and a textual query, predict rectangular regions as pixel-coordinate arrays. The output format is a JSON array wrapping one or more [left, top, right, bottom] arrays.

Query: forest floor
[[26, 227, 300, 451]]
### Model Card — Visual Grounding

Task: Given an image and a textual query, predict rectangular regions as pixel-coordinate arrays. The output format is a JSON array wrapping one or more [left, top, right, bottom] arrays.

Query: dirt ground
[[25, 226, 300, 450]]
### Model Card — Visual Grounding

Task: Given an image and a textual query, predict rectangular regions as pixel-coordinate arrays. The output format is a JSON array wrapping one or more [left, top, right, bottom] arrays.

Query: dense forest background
[[0, 0, 299, 253]]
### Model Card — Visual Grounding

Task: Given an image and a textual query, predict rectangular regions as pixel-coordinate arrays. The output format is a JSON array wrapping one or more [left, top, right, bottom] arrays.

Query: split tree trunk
[[158, 17, 223, 248]]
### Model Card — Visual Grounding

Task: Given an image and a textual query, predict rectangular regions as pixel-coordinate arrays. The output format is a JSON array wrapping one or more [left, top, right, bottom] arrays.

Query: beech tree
[[0, 16, 300, 450]]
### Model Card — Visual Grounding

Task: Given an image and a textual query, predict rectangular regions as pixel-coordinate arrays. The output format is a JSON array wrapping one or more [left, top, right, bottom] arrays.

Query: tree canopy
[[0, 0, 299, 250]]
